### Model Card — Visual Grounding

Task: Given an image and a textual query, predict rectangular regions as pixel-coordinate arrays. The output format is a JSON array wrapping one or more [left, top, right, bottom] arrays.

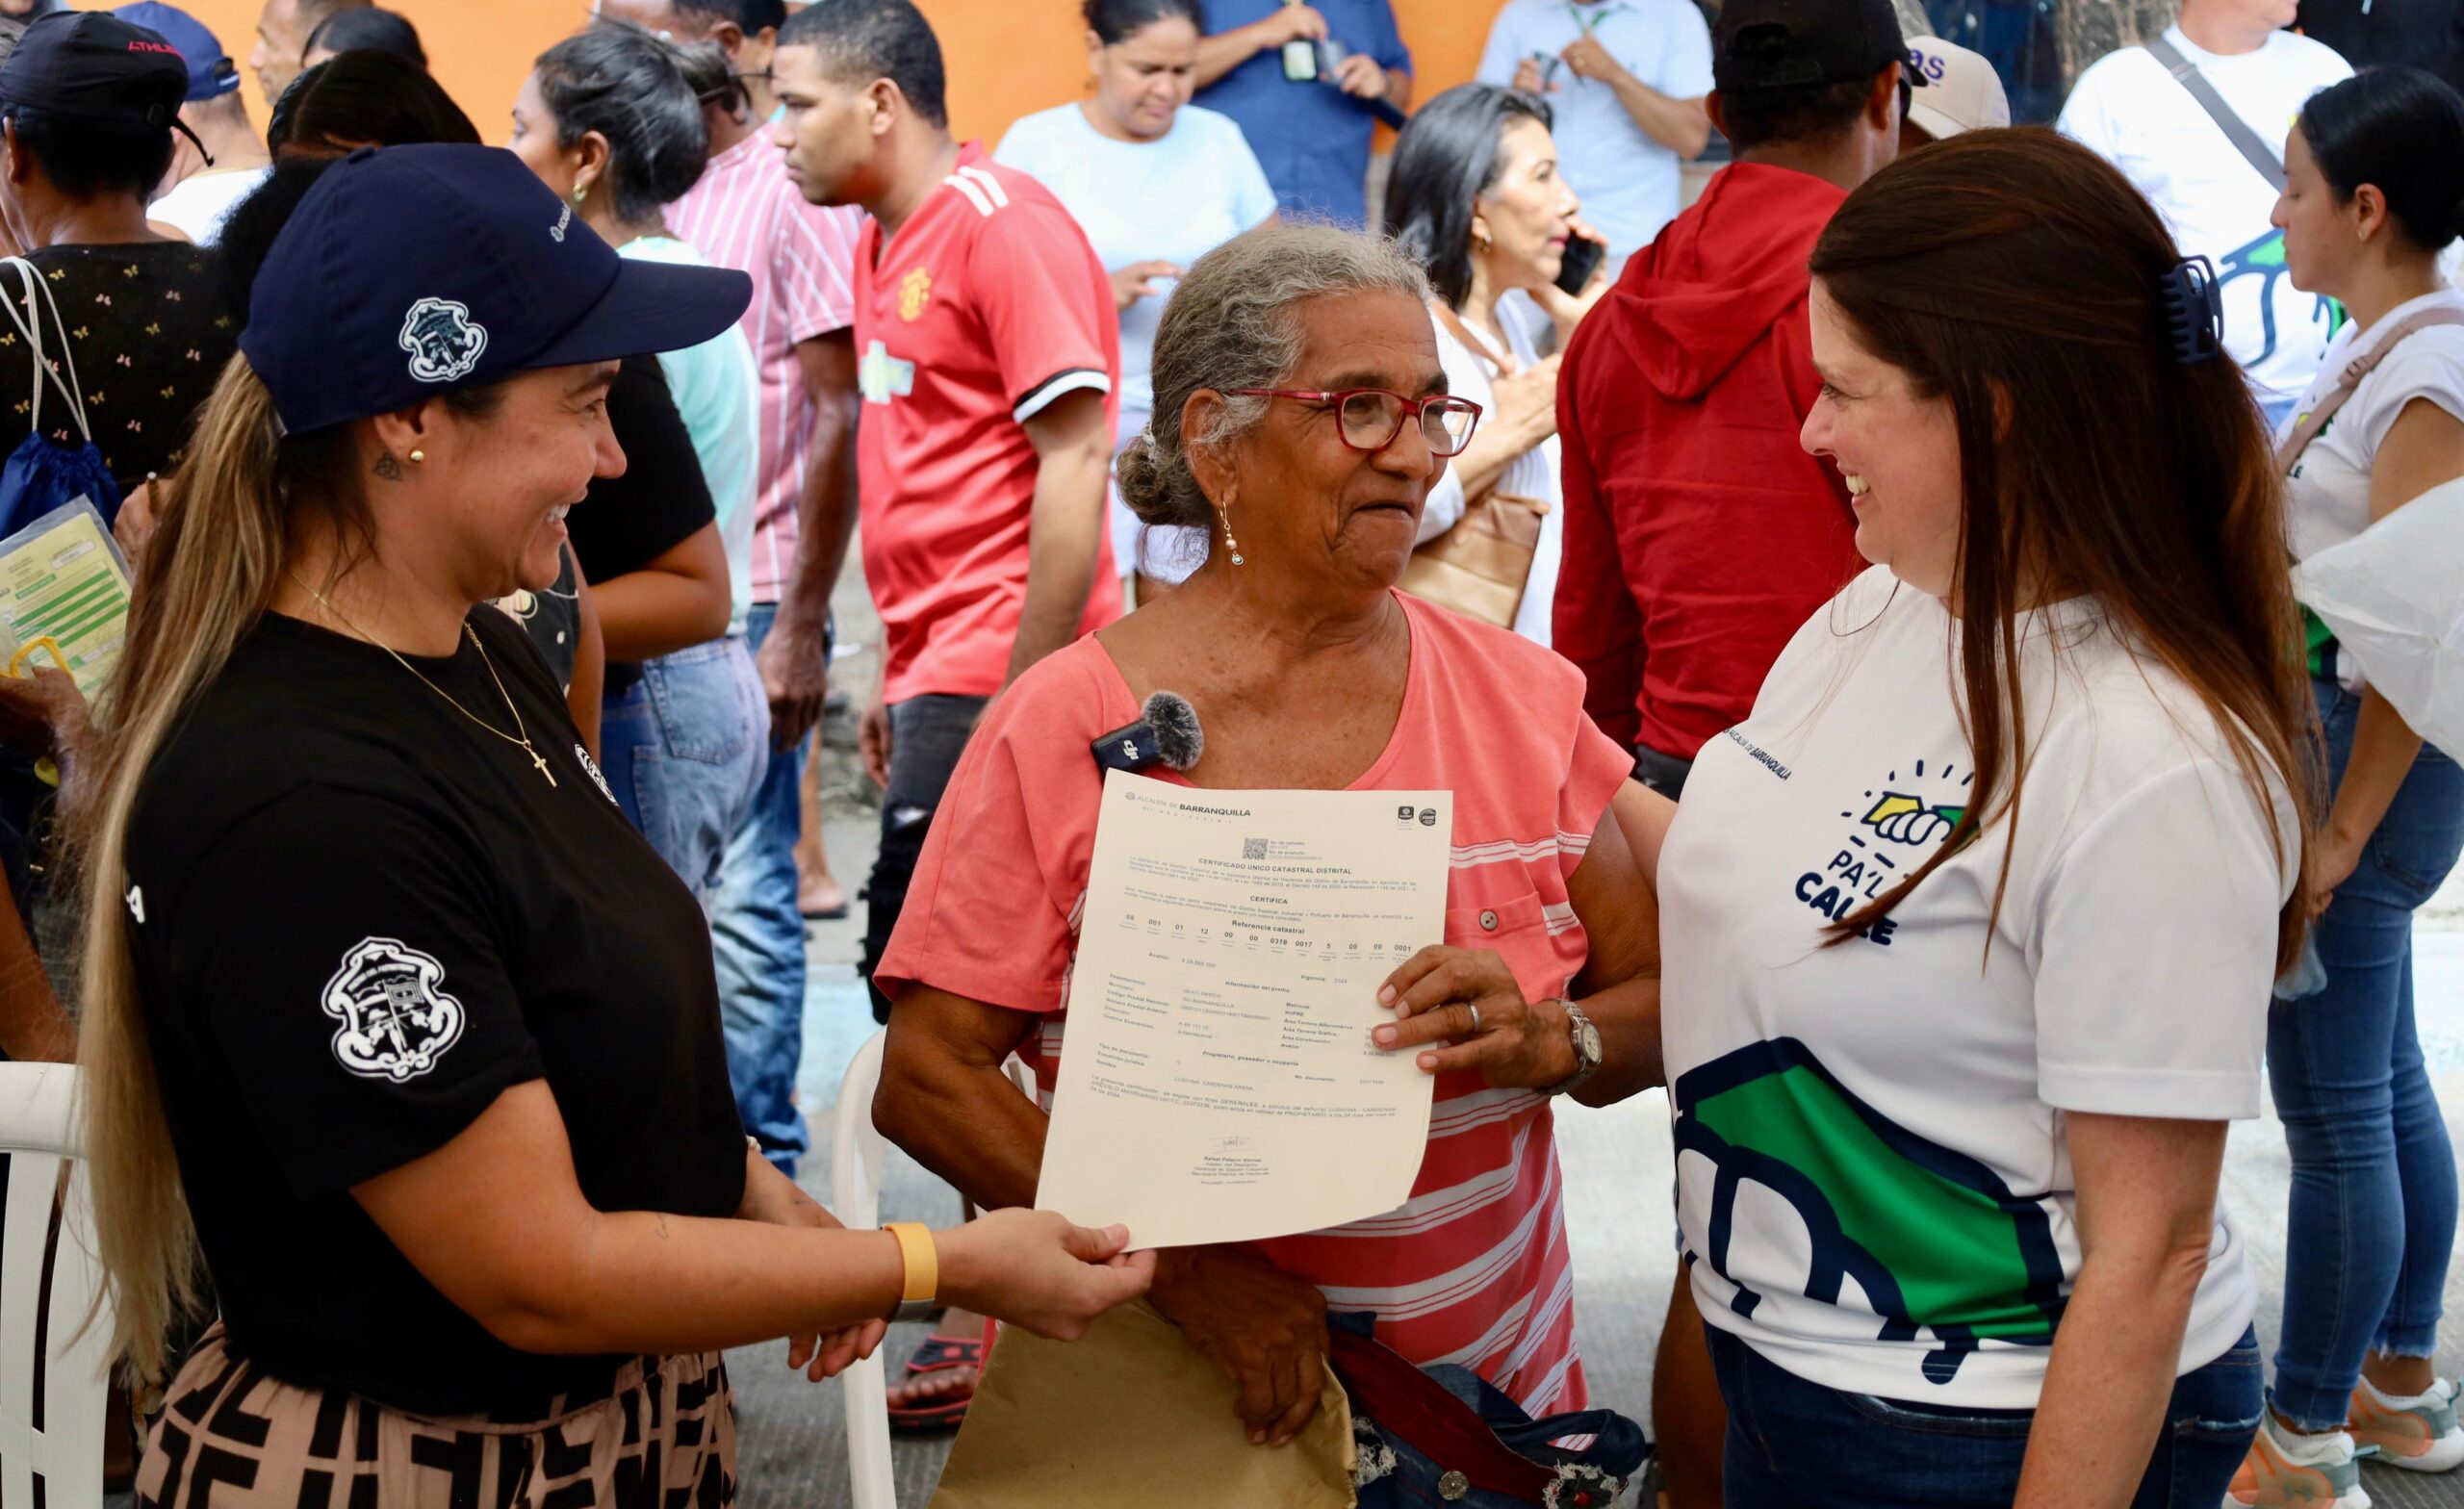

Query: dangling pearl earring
[[1219, 504, 1245, 567]]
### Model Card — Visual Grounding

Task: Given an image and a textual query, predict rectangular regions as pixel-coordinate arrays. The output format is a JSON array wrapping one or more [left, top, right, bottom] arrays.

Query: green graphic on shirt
[[2218, 228, 2337, 366], [1676, 1038, 2066, 1385]]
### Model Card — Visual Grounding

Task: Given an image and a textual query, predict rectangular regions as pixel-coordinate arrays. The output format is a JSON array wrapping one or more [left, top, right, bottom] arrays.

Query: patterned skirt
[[136, 1323, 735, 1508]]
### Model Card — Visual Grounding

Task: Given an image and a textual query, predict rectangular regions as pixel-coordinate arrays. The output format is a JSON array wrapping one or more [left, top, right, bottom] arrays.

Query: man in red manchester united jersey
[[770, 0, 1119, 1426]]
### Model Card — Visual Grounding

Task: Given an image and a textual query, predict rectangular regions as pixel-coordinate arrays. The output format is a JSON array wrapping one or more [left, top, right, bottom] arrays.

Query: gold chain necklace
[[287, 572, 558, 787]]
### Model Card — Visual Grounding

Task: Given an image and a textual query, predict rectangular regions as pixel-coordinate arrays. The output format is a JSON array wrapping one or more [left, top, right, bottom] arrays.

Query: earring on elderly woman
[[1219, 504, 1245, 566]]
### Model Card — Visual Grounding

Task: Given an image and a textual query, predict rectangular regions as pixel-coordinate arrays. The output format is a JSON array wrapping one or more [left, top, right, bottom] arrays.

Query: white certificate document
[[1036, 772, 1452, 1249]]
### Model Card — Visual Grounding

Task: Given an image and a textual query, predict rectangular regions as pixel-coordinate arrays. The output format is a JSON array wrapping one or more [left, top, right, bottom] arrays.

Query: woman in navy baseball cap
[[72, 142, 1153, 1507]]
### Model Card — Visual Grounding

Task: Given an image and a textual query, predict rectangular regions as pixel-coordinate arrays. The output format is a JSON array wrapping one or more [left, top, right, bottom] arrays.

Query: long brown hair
[[1807, 128, 2313, 969], [70, 357, 493, 1386]]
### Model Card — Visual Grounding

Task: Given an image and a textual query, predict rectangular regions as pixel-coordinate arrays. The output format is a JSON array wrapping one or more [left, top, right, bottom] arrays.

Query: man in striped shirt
[[603, 0, 865, 1177]]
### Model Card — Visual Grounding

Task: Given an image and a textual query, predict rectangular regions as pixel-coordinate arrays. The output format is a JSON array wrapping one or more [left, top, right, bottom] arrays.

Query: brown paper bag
[[928, 1302, 1356, 1508]]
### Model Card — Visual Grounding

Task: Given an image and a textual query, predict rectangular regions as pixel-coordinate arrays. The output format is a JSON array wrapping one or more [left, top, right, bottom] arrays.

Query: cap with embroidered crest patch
[[239, 143, 751, 435]]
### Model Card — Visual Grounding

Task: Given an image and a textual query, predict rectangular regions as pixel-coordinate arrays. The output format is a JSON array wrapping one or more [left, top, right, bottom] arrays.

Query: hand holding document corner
[[1036, 772, 1452, 1249]]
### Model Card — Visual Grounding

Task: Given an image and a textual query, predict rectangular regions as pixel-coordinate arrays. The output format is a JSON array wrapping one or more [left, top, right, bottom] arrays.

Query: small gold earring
[[1219, 505, 1244, 567], [1475, 229, 1492, 253], [408, 448, 425, 463], [573, 186, 588, 208]]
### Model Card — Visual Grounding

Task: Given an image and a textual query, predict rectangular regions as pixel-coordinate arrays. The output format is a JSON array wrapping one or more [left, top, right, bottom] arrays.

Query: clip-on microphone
[[1091, 690, 1204, 774]]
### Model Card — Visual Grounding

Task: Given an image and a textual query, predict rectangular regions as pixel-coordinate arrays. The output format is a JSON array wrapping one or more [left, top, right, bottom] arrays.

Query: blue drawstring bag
[[0, 257, 121, 539], [1331, 1313, 1650, 1508]]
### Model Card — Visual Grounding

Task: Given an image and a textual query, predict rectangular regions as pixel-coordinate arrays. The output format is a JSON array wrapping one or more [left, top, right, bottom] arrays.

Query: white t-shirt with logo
[[2059, 26, 2352, 414], [1658, 567, 2297, 1407]]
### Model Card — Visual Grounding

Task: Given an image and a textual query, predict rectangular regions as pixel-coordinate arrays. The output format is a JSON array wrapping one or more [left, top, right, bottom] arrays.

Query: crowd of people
[[0, 0, 2455, 1505]]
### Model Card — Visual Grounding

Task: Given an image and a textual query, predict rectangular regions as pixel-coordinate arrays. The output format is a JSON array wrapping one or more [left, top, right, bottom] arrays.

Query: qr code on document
[[1243, 838, 1269, 860]]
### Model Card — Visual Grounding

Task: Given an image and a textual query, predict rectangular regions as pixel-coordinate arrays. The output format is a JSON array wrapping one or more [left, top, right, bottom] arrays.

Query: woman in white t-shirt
[[1601, 130, 2313, 1508], [993, 0, 1275, 597], [1381, 84, 1606, 647], [2250, 66, 2464, 1496]]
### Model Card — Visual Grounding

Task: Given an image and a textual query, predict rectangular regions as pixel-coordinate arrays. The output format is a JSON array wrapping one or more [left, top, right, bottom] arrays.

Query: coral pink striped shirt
[[668, 132, 863, 604], [876, 593, 1632, 1413]]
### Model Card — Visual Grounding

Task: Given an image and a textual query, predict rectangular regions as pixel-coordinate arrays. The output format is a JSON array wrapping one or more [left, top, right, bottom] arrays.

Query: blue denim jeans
[[1707, 1323, 2263, 1507], [600, 635, 768, 904], [707, 603, 811, 1174], [2265, 678, 2464, 1429]]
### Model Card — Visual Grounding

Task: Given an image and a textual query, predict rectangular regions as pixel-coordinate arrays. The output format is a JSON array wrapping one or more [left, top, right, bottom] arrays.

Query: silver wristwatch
[[1538, 997, 1603, 1096]]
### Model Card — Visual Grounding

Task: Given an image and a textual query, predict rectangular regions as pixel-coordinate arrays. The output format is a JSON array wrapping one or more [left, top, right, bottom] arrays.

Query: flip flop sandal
[[903, 1327, 988, 1376], [886, 1374, 975, 1432], [889, 1317, 995, 1432]]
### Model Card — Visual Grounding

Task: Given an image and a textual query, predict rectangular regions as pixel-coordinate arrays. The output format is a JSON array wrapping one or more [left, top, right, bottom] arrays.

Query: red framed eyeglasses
[[1233, 388, 1484, 457]]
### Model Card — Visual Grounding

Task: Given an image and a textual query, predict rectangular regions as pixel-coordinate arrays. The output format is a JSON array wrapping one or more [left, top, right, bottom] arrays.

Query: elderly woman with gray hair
[[872, 220, 1662, 1444]]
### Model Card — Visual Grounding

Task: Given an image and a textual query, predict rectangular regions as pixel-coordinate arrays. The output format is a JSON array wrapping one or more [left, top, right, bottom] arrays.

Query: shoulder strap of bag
[[2274, 307, 2464, 472], [1429, 297, 1516, 377], [0, 257, 92, 444], [2142, 35, 2286, 192]]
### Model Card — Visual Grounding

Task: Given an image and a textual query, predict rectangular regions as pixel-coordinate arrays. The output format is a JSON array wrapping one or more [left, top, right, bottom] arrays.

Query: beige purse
[[1399, 302, 1548, 629]]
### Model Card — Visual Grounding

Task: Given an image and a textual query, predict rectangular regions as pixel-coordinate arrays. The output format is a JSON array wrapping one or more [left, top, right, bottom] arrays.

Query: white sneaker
[[2226, 1413, 2371, 1509], [2349, 1376, 2464, 1473]]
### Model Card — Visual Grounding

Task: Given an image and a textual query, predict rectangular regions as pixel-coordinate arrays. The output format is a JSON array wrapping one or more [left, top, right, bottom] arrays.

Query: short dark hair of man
[[1716, 76, 1877, 149], [777, 0, 946, 129], [672, 0, 786, 35]]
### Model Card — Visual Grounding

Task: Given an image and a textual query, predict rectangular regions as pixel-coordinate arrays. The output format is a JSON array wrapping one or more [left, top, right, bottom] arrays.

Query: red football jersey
[[855, 144, 1124, 703]]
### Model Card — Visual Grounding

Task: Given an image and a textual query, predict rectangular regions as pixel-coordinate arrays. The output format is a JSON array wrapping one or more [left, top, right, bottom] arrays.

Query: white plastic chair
[[1, 1061, 113, 1509], [830, 1028, 1037, 1509]]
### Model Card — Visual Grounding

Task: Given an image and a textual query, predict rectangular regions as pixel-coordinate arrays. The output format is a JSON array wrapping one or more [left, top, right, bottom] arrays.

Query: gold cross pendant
[[530, 749, 558, 787]]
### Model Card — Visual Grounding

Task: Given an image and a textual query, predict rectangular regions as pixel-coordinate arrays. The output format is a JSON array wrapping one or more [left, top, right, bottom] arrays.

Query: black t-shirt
[[566, 354, 714, 587], [122, 605, 745, 1416], [17, 243, 239, 491]]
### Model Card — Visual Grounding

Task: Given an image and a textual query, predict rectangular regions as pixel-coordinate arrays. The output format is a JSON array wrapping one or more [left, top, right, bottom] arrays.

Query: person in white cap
[[1901, 34, 2010, 151]]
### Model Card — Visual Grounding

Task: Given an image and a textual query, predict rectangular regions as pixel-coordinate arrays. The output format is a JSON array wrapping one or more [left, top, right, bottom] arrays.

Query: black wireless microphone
[[1091, 691, 1204, 774]]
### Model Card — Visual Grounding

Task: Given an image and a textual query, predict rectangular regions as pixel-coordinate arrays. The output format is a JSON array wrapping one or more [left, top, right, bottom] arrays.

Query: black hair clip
[[2160, 254, 2224, 365]]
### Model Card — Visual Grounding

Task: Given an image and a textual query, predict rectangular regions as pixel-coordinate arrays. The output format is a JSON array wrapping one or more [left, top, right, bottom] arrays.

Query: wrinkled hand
[[736, 1158, 888, 1381], [1333, 53, 1388, 99], [858, 691, 891, 789], [1110, 260, 1184, 312], [1254, 3, 1326, 47], [937, 1209, 1156, 1341], [1489, 354, 1561, 452], [757, 622, 830, 752], [1559, 34, 1626, 85], [1511, 56, 1559, 94], [1373, 945, 1577, 1088], [0, 665, 86, 768], [1150, 1243, 1330, 1445], [115, 479, 161, 573]]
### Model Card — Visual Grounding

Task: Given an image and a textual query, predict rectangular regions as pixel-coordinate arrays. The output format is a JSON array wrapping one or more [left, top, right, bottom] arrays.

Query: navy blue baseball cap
[[241, 143, 754, 437], [112, 3, 237, 103]]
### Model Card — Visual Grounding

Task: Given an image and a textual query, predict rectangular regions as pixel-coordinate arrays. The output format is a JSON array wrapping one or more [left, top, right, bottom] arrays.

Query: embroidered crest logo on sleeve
[[398, 297, 488, 384], [321, 937, 468, 1082]]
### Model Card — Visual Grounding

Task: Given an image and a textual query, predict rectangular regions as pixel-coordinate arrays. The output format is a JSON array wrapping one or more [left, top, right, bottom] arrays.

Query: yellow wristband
[[886, 1221, 938, 1310]]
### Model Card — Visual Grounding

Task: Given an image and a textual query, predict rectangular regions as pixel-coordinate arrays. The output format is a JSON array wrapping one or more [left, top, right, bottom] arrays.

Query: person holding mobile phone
[[1190, 0, 1412, 226], [1384, 84, 1607, 645], [1479, 0, 1714, 264]]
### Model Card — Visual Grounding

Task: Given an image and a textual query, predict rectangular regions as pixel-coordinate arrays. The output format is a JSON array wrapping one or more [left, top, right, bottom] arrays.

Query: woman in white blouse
[[1382, 84, 1606, 646], [2251, 65, 2464, 1496], [995, 0, 1276, 598]]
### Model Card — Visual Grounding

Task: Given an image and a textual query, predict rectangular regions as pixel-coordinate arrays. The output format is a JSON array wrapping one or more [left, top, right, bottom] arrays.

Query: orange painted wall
[[79, 0, 1497, 152]]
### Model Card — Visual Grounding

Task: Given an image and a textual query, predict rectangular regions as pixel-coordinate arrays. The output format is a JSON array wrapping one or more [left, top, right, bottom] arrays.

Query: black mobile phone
[[1554, 235, 1606, 296]]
